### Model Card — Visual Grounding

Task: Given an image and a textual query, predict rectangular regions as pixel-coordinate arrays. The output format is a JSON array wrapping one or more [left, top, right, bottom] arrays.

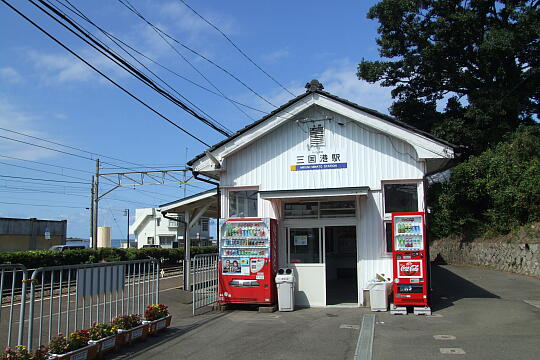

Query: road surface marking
[[340, 324, 360, 329], [440, 348, 465, 354], [354, 314, 374, 360], [524, 300, 540, 309], [434, 335, 456, 340]]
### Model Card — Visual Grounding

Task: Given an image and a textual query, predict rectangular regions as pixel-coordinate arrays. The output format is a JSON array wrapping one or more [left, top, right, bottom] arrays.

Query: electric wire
[[29, 0, 231, 138], [0, 200, 88, 209], [177, 0, 295, 97], [0, 160, 91, 181], [0, 154, 93, 174], [55, 0, 238, 132], [1, 0, 210, 147], [118, 0, 278, 111], [0, 174, 90, 184]]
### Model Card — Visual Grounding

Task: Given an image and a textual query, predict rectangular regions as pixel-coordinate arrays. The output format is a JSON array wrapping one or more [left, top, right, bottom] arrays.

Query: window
[[168, 220, 178, 227], [284, 200, 355, 219], [156, 218, 161, 226], [384, 222, 392, 253], [229, 190, 258, 218], [147, 237, 154, 245], [289, 228, 321, 263], [383, 183, 418, 214], [201, 218, 209, 232], [159, 236, 175, 247]]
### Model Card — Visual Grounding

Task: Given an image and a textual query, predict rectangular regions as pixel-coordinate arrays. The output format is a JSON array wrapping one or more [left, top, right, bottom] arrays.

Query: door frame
[[284, 218, 358, 306]]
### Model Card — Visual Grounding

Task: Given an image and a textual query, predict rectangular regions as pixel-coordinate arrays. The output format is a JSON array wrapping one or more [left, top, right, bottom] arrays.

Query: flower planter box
[[143, 315, 172, 335], [88, 334, 117, 358], [115, 323, 149, 346], [49, 343, 98, 360]]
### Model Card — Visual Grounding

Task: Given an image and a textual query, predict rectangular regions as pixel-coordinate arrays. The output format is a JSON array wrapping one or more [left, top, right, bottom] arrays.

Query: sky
[[0, 0, 393, 240]]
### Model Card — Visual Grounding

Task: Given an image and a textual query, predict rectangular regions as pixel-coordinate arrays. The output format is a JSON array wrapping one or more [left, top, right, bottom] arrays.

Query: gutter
[[158, 209, 189, 287], [190, 169, 221, 250]]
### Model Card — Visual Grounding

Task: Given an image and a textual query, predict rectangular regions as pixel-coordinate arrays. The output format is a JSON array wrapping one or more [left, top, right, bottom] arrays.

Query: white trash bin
[[275, 268, 295, 311], [368, 281, 392, 312]]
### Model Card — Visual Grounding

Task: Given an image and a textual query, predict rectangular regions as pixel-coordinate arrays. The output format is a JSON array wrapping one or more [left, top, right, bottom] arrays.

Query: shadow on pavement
[[108, 311, 228, 359], [430, 264, 500, 311]]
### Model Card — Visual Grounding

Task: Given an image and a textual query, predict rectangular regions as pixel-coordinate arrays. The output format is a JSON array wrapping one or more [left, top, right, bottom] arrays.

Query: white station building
[[173, 80, 459, 307]]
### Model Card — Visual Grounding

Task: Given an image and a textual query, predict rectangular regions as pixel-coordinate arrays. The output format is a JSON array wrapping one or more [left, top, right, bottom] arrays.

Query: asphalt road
[[107, 265, 540, 360]]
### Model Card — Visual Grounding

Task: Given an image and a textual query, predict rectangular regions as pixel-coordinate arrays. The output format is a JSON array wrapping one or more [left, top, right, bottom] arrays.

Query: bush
[[429, 125, 540, 239], [0, 246, 217, 269]]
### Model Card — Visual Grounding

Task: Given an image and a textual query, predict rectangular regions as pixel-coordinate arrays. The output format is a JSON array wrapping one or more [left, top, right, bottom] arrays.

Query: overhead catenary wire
[[0, 200, 89, 209], [0, 174, 90, 184], [0, 154, 93, 174], [177, 0, 295, 97], [1, 0, 211, 148], [0, 160, 91, 181], [27, 0, 231, 138]]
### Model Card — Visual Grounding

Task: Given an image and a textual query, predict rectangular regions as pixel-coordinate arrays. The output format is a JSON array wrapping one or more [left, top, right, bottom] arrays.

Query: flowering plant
[[88, 322, 116, 341], [144, 304, 169, 321], [111, 314, 142, 330], [1, 345, 47, 360], [48, 330, 89, 355], [68, 330, 90, 351]]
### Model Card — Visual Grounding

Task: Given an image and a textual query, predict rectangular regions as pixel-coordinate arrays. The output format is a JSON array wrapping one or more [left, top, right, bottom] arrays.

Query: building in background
[[129, 207, 210, 248], [0, 217, 67, 252]]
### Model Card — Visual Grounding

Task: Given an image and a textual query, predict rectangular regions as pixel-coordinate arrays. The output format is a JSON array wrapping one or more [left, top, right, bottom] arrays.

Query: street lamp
[[123, 209, 130, 249]]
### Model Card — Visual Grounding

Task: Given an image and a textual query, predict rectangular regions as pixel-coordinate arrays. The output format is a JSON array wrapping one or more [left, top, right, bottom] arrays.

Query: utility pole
[[92, 158, 100, 249], [124, 209, 130, 248], [90, 175, 94, 246]]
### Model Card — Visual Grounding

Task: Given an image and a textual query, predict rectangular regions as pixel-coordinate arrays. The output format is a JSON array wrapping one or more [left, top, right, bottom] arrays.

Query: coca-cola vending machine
[[392, 212, 429, 312], [218, 218, 278, 305]]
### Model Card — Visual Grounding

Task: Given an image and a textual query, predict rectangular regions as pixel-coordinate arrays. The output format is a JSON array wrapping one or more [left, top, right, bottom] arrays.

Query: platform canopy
[[159, 189, 218, 224]]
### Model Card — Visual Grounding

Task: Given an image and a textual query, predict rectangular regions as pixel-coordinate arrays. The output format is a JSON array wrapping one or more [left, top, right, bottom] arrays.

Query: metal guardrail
[[0, 264, 29, 347], [0, 259, 160, 351], [192, 254, 218, 315]]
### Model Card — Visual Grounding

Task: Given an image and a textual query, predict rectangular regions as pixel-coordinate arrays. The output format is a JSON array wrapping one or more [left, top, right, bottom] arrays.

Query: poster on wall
[[294, 235, 308, 246], [222, 258, 250, 275]]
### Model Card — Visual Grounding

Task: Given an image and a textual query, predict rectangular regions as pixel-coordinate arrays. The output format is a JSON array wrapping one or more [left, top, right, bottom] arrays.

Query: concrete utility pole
[[92, 158, 100, 249], [124, 209, 130, 248]]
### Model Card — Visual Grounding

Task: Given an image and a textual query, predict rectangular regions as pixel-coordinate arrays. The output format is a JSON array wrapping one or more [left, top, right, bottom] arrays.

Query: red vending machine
[[218, 218, 278, 305], [391, 212, 429, 311]]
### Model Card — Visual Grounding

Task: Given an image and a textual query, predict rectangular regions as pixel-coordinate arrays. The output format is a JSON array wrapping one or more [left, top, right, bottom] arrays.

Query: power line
[[0, 160, 90, 181], [0, 174, 90, 184], [118, 0, 278, 110], [177, 0, 295, 97], [1, 0, 210, 147], [0, 200, 88, 209], [29, 0, 231, 138], [55, 0, 235, 133], [0, 154, 93, 174]]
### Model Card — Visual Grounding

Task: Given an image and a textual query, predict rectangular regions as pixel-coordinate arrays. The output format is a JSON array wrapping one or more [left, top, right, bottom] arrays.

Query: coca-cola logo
[[397, 260, 422, 277], [400, 262, 419, 275]]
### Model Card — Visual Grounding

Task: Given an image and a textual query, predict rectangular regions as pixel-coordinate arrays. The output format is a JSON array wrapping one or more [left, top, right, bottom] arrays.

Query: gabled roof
[[188, 80, 460, 167]]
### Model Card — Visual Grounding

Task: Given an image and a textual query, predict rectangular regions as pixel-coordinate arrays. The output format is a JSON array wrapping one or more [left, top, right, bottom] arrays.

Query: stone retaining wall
[[430, 240, 540, 278]]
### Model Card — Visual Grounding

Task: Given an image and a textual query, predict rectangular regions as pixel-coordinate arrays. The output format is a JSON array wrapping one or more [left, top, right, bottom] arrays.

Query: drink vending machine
[[392, 212, 429, 308], [218, 218, 278, 305]]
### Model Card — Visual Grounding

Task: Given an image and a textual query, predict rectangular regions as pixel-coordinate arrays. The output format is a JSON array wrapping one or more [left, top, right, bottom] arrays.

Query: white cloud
[[0, 99, 57, 160], [0, 67, 23, 84], [318, 59, 393, 114], [261, 48, 289, 64], [251, 59, 394, 117], [157, 1, 235, 40]]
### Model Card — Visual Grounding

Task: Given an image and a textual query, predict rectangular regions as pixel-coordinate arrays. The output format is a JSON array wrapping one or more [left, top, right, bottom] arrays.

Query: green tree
[[358, 0, 539, 153], [428, 125, 540, 239]]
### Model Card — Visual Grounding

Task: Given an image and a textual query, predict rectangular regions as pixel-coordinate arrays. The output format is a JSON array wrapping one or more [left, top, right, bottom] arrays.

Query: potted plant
[[87, 322, 117, 357], [111, 314, 147, 346], [48, 330, 97, 360], [1, 345, 48, 360], [143, 304, 172, 334]]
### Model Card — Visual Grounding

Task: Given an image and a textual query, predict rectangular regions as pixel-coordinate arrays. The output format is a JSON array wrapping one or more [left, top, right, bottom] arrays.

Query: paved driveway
[[108, 265, 540, 360]]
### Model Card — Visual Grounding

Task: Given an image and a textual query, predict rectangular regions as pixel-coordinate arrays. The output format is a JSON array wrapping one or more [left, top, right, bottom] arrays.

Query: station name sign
[[290, 151, 347, 171]]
